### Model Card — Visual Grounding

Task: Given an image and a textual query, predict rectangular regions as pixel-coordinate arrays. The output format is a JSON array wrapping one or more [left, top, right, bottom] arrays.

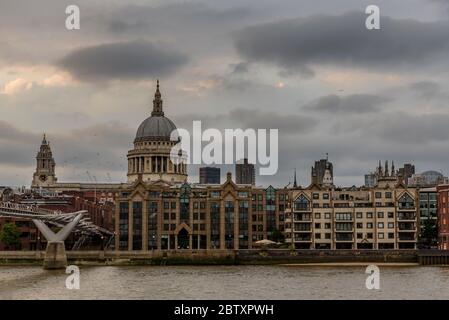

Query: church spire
[[42, 133, 48, 145], [151, 79, 164, 116], [293, 168, 298, 188]]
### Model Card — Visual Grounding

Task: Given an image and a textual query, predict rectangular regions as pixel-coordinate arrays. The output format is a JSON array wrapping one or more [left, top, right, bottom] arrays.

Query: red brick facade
[[437, 185, 449, 249]]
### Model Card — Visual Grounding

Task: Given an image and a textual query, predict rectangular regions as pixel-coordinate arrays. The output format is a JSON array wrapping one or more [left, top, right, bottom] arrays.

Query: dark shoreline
[[1, 249, 440, 266]]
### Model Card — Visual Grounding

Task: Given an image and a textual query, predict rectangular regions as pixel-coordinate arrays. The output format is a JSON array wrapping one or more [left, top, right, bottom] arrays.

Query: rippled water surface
[[1, 265, 449, 299]]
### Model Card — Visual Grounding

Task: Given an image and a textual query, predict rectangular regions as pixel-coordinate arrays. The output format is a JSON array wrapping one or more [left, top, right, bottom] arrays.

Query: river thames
[[1, 265, 449, 299]]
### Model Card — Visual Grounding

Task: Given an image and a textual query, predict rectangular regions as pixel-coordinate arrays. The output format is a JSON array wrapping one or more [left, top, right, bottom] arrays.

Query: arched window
[[294, 194, 310, 211], [398, 193, 414, 209]]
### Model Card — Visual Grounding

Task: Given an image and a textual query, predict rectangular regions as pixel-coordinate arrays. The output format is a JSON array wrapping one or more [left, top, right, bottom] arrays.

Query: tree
[[0, 222, 21, 250], [420, 218, 437, 248], [269, 229, 285, 243]]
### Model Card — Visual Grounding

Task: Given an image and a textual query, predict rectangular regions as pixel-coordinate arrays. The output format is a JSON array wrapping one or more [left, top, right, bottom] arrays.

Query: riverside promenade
[[0, 249, 427, 266]]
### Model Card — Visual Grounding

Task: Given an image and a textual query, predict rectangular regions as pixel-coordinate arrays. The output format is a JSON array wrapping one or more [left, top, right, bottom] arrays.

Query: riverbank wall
[[0, 249, 420, 266]]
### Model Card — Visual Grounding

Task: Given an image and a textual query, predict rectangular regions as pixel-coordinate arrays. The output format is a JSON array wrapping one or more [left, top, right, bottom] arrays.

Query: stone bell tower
[[32, 134, 57, 189]]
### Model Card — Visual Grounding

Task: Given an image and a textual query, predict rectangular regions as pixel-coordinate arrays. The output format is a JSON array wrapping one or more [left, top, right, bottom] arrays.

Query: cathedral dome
[[134, 80, 178, 142], [135, 115, 177, 142]]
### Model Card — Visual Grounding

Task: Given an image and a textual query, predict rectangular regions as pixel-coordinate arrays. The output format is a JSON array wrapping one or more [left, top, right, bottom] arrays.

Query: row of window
[[295, 222, 400, 230], [310, 232, 396, 239], [304, 212, 397, 219]]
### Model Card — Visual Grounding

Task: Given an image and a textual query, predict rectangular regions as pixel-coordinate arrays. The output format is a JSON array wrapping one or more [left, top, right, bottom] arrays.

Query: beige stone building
[[285, 163, 418, 249], [115, 174, 290, 250]]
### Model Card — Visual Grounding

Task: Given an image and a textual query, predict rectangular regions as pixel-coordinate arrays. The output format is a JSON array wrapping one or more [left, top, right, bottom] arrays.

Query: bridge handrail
[[0, 202, 57, 215]]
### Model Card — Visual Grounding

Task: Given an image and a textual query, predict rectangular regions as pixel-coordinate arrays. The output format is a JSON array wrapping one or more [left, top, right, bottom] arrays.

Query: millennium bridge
[[0, 202, 114, 269]]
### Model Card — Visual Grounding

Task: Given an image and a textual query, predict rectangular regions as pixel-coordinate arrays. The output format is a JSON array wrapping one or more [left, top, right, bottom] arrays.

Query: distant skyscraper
[[199, 167, 221, 184], [364, 173, 377, 188], [236, 159, 255, 185], [311, 155, 333, 186], [398, 163, 415, 185]]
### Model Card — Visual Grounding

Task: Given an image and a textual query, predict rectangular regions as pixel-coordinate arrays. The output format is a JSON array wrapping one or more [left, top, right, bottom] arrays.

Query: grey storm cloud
[[58, 41, 189, 82], [304, 94, 390, 114], [370, 113, 449, 144], [233, 12, 449, 74], [409, 81, 449, 101], [227, 109, 317, 134], [105, 3, 250, 35], [0, 120, 133, 180], [175, 109, 317, 135]]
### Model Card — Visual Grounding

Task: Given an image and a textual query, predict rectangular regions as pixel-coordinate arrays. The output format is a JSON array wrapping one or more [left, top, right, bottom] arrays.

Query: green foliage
[[269, 229, 285, 243], [420, 218, 437, 247], [0, 222, 21, 249]]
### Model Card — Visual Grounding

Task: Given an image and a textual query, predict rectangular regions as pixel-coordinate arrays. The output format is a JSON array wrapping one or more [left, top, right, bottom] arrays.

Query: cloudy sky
[[1, 0, 449, 188]]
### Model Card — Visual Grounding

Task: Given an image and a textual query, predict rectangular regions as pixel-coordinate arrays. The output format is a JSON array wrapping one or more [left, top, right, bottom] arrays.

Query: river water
[[0, 265, 448, 300]]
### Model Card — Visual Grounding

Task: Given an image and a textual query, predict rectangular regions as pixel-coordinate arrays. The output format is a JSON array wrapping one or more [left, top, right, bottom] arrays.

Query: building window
[[388, 222, 394, 228], [388, 212, 394, 219], [385, 192, 392, 199], [356, 212, 363, 219], [119, 202, 129, 250], [357, 233, 363, 239], [398, 193, 415, 209], [377, 212, 384, 218], [375, 192, 382, 199], [367, 233, 373, 239], [335, 213, 352, 221], [210, 202, 220, 249], [225, 201, 235, 249], [211, 191, 221, 198], [378, 233, 384, 239], [315, 223, 321, 229], [356, 223, 363, 229], [335, 222, 353, 231], [367, 212, 373, 218], [378, 222, 384, 229], [313, 193, 319, 200], [132, 201, 143, 250], [367, 223, 373, 229], [325, 223, 331, 229], [315, 213, 321, 219], [315, 233, 321, 239], [323, 193, 329, 200], [294, 195, 310, 211], [325, 233, 331, 239], [388, 233, 395, 239], [325, 213, 331, 219]]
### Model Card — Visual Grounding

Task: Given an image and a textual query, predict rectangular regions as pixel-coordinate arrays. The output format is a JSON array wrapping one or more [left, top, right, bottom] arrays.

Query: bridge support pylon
[[43, 241, 67, 269], [33, 213, 84, 269]]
